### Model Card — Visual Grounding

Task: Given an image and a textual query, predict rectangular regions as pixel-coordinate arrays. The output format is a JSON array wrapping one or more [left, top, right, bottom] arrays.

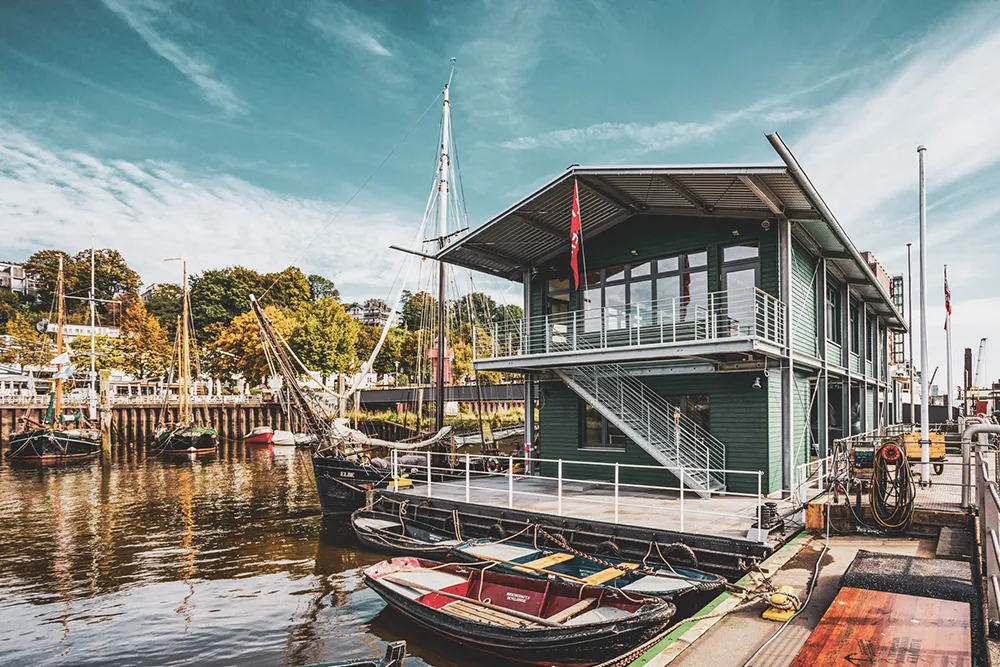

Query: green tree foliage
[[189, 266, 262, 334], [355, 324, 408, 375], [118, 296, 171, 378], [0, 313, 54, 367], [289, 297, 359, 383], [400, 290, 437, 331], [0, 290, 30, 331], [144, 283, 184, 339], [23, 249, 74, 309], [262, 267, 311, 311], [307, 274, 340, 302], [72, 249, 141, 301], [72, 334, 125, 373]]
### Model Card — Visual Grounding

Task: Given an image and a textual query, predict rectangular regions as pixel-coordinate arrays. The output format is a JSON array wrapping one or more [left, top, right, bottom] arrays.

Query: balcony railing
[[483, 287, 785, 360]]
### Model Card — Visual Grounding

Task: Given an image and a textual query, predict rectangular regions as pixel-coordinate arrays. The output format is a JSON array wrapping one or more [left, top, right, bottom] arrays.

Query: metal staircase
[[544, 321, 727, 497]]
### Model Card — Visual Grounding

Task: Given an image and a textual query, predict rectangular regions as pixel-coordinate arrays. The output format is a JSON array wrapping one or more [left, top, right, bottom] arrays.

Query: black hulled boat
[[351, 508, 462, 557]]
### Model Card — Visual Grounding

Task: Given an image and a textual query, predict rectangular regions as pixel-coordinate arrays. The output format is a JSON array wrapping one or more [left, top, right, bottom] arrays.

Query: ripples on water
[[0, 444, 496, 667]]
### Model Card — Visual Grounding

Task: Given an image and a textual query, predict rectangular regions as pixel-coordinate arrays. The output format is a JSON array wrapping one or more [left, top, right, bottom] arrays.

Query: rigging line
[[257, 89, 444, 303]]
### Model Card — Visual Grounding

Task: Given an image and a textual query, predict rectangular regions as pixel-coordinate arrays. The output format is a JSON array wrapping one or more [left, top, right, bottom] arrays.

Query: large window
[[581, 250, 708, 333], [580, 402, 627, 450], [826, 279, 842, 344], [663, 395, 711, 431], [866, 315, 876, 361], [720, 242, 760, 334], [545, 277, 571, 315]]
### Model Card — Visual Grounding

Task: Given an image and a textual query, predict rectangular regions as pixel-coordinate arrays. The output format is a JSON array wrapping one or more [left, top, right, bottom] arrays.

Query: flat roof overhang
[[473, 337, 786, 372], [438, 133, 906, 331]]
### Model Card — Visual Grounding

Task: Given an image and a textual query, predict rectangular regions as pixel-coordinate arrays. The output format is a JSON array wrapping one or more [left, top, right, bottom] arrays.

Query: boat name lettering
[[340, 471, 356, 478], [505, 592, 531, 604]]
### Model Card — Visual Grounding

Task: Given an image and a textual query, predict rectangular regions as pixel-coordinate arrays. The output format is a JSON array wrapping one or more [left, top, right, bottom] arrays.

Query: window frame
[[579, 400, 627, 451], [826, 278, 843, 344]]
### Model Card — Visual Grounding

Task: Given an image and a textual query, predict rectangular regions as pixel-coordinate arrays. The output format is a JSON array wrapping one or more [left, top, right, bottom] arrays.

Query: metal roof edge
[[766, 132, 908, 331]]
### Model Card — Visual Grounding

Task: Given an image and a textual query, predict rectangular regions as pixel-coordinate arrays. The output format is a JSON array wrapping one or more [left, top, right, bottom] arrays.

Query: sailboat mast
[[54, 257, 65, 423], [180, 260, 192, 425], [89, 247, 97, 419], [434, 73, 453, 432]]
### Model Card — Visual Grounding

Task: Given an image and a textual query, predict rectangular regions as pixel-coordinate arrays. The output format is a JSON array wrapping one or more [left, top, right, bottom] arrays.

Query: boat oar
[[380, 574, 562, 627], [463, 553, 590, 585]]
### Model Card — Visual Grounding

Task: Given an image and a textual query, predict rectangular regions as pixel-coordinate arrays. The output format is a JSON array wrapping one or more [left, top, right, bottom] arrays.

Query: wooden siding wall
[[531, 214, 780, 313], [791, 238, 818, 357], [792, 370, 813, 468], [538, 372, 778, 494]]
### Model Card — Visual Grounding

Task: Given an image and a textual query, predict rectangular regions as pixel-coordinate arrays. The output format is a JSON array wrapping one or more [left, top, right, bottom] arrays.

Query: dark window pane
[[687, 251, 708, 268], [631, 262, 651, 278], [657, 256, 679, 273], [547, 291, 570, 314], [723, 242, 759, 262], [548, 277, 570, 292], [687, 395, 710, 431], [584, 270, 602, 288], [605, 266, 626, 283], [583, 404, 603, 446]]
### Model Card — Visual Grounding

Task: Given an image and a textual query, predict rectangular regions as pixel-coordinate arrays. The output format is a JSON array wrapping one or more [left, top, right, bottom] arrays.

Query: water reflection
[[0, 442, 470, 667]]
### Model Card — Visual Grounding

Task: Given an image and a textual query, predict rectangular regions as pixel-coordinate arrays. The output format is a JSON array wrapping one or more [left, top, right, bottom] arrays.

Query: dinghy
[[351, 509, 462, 558], [363, 557, 675, 666], [451, 537, 724, 600]]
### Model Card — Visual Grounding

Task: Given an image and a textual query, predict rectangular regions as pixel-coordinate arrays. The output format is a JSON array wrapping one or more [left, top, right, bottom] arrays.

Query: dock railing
[[483, 287, 785, 361], [976, 446, 1000, 634], [0, 394, 267, 406], [390, 449, 768, 543]]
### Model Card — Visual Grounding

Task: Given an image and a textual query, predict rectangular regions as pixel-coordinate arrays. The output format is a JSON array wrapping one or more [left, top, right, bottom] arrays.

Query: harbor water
[[0, 443, 501, 667]]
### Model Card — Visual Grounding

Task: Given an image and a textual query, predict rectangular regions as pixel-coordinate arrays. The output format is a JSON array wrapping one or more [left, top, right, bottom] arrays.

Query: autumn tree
[[0, 290, 30, 331], [400, 290, 437, 331], [355, 324, 407, 375], [203, 306, 297, 383], [118, 296, 171, 378], [72, 334, 125, 373], [144, 283, 184, 339], [0, 313, 54, 367], [23, 249, 75, 309], [262, 267, 311, 312]]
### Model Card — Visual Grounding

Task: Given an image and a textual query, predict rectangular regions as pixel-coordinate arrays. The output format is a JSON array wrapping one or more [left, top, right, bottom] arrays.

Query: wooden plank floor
[[789, 587, 971, 666]]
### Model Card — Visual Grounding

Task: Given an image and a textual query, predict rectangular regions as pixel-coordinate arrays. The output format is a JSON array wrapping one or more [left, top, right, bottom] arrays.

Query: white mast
[[945, 264, 953, 420], [434, 61, 455, 431], [918, 145, 930, 482]]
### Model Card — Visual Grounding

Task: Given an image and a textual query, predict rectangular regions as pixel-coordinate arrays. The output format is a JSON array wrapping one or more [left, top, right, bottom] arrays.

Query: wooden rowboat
[[352, 509, 463, 558], [363, 557, 676, 666], [451, 537, 724, 600]]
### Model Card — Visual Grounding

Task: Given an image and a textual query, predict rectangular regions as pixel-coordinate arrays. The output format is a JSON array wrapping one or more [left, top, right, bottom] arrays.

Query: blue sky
[[3, 0, 1000, 384]]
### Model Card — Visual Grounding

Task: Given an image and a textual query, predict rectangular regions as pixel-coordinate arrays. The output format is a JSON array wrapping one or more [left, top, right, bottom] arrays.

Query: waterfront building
[[45, 322, 120, 343], [346, 299, 399, 328], [438, 134, 906, 496], [139, 283, 166, 303], [0, 261, 39, 299]]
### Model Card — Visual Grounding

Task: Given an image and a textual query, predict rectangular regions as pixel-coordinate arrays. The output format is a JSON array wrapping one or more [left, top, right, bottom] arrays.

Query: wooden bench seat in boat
[[583, 563, 638, 585], [519, 552, 574, 570]]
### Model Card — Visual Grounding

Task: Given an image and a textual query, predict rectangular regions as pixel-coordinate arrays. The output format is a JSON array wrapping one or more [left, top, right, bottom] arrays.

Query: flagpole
[[918, 145, 930, 483], [945, 265, 953, 420], [906, 243, 914, 427]]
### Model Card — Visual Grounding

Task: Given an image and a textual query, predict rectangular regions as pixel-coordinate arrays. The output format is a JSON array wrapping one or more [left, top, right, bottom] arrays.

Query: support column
[[842, 283, 852, 438], [860, 305, 869, 432], [522, 266, 535, 473], [816, 259, 829, 460], [780, 218, 794, 492]]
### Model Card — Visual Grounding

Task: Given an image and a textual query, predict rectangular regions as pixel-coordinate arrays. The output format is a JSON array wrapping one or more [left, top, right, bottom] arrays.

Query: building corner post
[[780, 218, 794, 493]]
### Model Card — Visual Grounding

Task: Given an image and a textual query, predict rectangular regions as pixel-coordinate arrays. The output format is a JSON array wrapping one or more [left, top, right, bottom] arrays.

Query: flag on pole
[[570, 179, 582, 289], [49, 352, 71, 366], [944, 265, 952, 329]]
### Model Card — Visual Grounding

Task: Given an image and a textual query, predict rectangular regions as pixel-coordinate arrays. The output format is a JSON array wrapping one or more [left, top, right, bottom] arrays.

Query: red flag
[[570, 179, 582, 289], [944, 266, 952, 329]]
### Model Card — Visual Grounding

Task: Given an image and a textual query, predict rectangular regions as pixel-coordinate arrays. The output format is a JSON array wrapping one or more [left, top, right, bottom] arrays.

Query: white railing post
[[614, 462, 620, 524], [426, 450, 432, 498], [545, 313, 551, 353], [392, 448, 398, 491], [465, 452, 470, 504], [679, 466, 685, 532], [705, 447, 711, 496], [508, 455, 514, 509], [672, 300, 677, 342], [757, 471, 763, 540], [557, 459, 564, 517], [573, 315, 578, 351]]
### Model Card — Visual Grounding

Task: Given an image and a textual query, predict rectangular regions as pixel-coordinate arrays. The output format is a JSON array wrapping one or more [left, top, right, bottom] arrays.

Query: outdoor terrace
[[477, 287, 786, 371]]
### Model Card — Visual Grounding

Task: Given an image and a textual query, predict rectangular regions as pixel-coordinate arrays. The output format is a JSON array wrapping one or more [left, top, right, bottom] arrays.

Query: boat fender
[[596, 540, 622, 558], [488, 523, 507, 539]]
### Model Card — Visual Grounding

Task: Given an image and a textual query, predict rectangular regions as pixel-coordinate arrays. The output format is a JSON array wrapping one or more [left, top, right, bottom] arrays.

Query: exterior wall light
[[761, 220, 771, 231], [752, 376, 762, 389]]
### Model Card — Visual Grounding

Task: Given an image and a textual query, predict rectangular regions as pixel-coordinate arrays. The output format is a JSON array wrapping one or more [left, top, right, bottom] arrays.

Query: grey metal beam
[[642, 205, 822, 221], [464, 243, 525, 269], [657, 175, 713, 215], [822, 250, 853, 260], [738, 175, 785, 216], [780, 218, 795, 493], [577, 175, 646, 214], [817, 258, 830, 462], [512, 214, 564, 241]]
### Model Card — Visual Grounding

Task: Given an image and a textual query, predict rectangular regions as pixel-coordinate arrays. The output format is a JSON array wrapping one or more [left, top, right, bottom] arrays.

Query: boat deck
[[396, 472, 797, 545]]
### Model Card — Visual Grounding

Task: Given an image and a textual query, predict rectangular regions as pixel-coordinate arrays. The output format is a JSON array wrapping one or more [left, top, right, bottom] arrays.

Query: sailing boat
[[6, 258, 101, 465], [151, 258, 217, 456]]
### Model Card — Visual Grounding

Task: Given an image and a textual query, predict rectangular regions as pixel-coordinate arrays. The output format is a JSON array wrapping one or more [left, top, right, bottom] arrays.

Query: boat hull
[[156, 426, 218, 455], [364, 558, 675, 667], [6, 429, 101, 465], [313, 454, 392, 515], [244, 426, 274, 446], [352, 509, 459, 558]]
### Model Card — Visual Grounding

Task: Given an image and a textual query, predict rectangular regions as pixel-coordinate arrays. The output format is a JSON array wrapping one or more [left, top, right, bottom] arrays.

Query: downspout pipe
[[765, 132, 906, 331], [962, 422, 1000, 509]]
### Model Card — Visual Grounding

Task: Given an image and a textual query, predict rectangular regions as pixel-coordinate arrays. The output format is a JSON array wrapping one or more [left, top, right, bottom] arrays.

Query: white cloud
[[457, 0, 556, 126], [309, 1, 393, 57], [101, 0, 248, 117], [790, 4, 1000, 390], [0, 123, 416, 301]]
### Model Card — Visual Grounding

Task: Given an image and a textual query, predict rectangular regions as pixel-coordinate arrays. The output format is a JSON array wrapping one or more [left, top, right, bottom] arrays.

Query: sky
[[2, 0, 1000, 388]]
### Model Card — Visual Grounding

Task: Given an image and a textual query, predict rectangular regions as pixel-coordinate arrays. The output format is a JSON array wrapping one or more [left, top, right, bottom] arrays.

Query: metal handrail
[[483, 287, 785, 360]]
